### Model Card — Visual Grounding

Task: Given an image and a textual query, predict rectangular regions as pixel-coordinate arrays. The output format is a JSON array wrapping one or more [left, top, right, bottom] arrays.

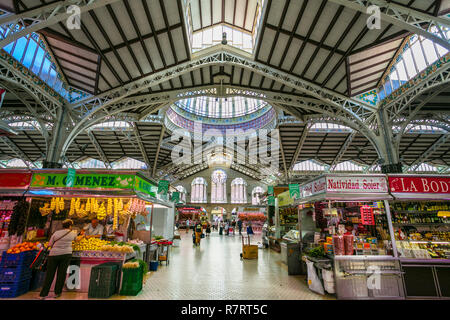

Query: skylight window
[[378, 31, 449, 100], [332, 161, 365, 172], [192, 24, 254, 53], [73, 158, 107, 169], [293, 160, 326, 171], [310, 123, 352, 132], [409, 163, 439, 172], [111, 158, 147, 170]]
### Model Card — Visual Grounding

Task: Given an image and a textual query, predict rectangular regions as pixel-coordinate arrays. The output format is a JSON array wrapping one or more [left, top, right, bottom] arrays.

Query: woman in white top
[[39, 219, 80, 299]]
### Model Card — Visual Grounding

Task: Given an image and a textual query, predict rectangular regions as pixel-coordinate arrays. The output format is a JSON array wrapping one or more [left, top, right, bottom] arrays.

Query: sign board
[[301, 177, 327, 198], [66, 168, 76, 187], [172, 192, 180, 203], [268, 186, 274, 195], [0, 172, 32, 189], [158, 180, 170, 195], [277, 190, 294, 207], [134, 175, 157, 198], [289, 183, 300, 200], [388, 176, 450, 194], [268, 196, 275, 206], [31, 173, 135, 189]]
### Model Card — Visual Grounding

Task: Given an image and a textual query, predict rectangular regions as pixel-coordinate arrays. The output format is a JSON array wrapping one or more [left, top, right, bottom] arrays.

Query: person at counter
[[82, 218, 104, 238]]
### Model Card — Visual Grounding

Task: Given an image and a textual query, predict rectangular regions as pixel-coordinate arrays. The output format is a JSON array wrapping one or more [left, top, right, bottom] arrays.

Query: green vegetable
[[306, 246, 326, 258]]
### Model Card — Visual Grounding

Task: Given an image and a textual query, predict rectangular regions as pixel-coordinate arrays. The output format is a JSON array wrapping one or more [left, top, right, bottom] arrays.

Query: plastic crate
[[1, 251, 37, 267], [120, 266, 143, 296], [0, 265, 32, 282], [88, 262, 122, 299], [0, 279, 31, 298], [29, 270, 46, 291]]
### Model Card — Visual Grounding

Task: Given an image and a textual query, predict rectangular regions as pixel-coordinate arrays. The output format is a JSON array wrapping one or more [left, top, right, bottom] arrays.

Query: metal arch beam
[[289, 123, 311, 170], [70, 46, 376, 119], [0, 0, 122, 48], [131, 122, 152, 176], [0, 54, 61, 119], [408, 133, 450, 171], [328, 131, 357, 170], [327, 0, 450, 51], [0, 136, 37, 168], [153, 126, 166, 177], [86, 130, 111, 168]]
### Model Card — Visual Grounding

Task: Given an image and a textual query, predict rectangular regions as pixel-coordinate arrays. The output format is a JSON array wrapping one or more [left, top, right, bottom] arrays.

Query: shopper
[[185, 219, 190, 233], [206, 222, 211, 237], [194, 222, 203, 246], [38, 219, 79, 299], [219, 220, 224, 235], [231, 220, 236, 235], [237, 219, 243, 235], [247, 221, 254, 236], [225, 220, 230, 236]]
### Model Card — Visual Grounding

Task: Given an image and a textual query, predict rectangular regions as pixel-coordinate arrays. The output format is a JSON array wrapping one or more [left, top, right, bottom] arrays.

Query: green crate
[[120, 266, 143, 296], [88, 262, 121, 299]]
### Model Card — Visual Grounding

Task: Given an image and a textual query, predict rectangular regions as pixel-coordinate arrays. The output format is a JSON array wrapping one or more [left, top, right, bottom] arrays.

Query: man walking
[[237, 219, 243, 235]]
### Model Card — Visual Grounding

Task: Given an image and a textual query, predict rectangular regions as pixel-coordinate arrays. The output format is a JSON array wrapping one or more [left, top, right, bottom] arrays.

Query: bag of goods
[[332, 235, 345, 255], [306, 259, 325, 295], [344, 234, 354, 255]]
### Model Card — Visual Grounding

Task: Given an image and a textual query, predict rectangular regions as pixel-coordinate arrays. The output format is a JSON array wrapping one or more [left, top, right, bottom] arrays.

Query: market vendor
[[344, 221, 356, 236], [82, 218, 104, 238]]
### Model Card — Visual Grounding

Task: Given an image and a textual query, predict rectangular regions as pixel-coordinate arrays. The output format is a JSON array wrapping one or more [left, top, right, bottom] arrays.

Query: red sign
[[388, 176, 450, 194], [360, 206, 375, 225], [0, 172, 32, 189]]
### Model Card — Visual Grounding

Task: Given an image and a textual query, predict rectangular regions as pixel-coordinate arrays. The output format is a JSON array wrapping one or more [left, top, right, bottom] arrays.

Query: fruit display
[[8, 199, 29, 236], [100, 244, 134, 253], [72, 237, 110, 251], [238, 212, 266, 222], [6, 241, 39, 254], [123, 261, 140, 269]]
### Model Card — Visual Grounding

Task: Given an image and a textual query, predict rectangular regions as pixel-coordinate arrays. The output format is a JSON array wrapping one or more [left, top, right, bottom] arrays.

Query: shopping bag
[[305, 259, 325, 295], [201, 233, 205, 239], [30, 248, 49, 271]]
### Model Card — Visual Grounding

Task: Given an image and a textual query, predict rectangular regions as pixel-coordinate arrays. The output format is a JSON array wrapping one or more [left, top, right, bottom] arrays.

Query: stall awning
[[26, 169, 160, 202], [299, 174, 392, 203], [0, 169, 32, 196], [388, 175, 450, 200]]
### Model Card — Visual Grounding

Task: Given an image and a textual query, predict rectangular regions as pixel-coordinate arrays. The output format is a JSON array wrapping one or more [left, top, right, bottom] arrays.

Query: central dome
[[174, 96, 269, 118], [164, 96, 277, 136]]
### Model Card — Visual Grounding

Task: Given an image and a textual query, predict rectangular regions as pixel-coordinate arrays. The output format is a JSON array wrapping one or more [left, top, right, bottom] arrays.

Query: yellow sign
[[438, 211, 450, 217], [277, 190, 294, 207]]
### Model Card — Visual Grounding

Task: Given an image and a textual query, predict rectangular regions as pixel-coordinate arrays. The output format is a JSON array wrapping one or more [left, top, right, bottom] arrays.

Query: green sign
[[66, 168, 76, 187], [268, 195, 275, 206], [158, 180, 170, 195], [31, 173, 135, 189], [134, 175, 157, 198], [278, 190, 293, 207], [289, 184, 300, 200], [268, 186, 274, 195], [172, 192, 180, 203]]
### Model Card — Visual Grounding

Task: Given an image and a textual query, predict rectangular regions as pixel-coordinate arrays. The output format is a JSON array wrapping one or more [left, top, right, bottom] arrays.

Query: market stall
[[237, 206, 266, 234], [387, 174, 450, 299], [298, 174, 404, 300], [176, 206, 203, 229], [24, 169, 163, 293]]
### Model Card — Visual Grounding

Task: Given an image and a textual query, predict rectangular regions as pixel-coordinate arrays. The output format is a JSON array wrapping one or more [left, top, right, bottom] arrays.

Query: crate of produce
[[88, 262, 122, 299], [1, 250, 37, 267], [0, 265, 32, 282], [0, 279, 31, 298], [29, 270, 46, 291], [120, 265, 143, 296]]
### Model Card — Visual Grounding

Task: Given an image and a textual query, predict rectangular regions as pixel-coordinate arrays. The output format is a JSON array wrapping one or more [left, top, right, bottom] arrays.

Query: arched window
[[211, 170, 227, 203], [191, 177, 207, 203], [175, 185, 187, 203], [231, 178, 247, 204], [251, 186, 264, 205]]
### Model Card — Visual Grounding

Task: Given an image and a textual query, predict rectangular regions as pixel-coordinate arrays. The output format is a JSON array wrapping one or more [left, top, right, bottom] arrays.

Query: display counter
[[387, 174, 450, 299]]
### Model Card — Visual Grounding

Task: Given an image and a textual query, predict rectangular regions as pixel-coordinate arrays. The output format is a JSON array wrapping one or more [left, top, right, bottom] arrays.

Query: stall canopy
[[299, 174, 392, 202], [388, 175, 450, 200], [26, 169, 159, 202], [0, 169, 32, 196]]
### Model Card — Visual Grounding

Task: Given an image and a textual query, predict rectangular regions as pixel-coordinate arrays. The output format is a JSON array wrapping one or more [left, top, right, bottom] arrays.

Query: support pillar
[[376, 108, 403, 174], [44, 106, 71, 168]]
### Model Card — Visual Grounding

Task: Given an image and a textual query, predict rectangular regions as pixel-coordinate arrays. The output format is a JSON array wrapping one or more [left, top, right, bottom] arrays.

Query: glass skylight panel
[[403, 49, 417, 78], [411, 41, 427, 70], [422, 37, 438, 63], [11, 36, 27, 62]]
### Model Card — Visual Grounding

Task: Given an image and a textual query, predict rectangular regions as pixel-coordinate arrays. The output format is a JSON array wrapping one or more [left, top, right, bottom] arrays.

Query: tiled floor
[[15, 231, 334, 300]]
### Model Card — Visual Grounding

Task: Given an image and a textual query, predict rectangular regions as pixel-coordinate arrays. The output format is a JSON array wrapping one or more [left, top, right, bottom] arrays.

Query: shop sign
[[301, 177, 327, 198], [326, 176, 388, 193], [134, 176, 157, 197], [172, 192, 180, 203], [388, 176, 450, 194], [268, 195, 275, 206], [289, 184, 300, 200], [158, 180, 170, 195], [278, 190, 293, 206], [66, 168, 76, 187], [31, 173, 135, 189], [0, 172, 32, 189], [268, 186, 274, 195]]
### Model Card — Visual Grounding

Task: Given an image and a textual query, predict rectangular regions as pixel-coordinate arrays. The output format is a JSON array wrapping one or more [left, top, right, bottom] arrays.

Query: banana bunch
[[39, 203, 52, 216], [97, 202, 106, 220], [107, 198, 113, 215], [69, 198, 76, 216], [86, 198, 91, 212]]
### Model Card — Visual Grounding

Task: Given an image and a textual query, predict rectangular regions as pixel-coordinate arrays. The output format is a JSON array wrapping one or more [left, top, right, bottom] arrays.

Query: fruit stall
[[387, 174, 450, 299], [23, 169, 162, 294], [237, 212, 266, 233]]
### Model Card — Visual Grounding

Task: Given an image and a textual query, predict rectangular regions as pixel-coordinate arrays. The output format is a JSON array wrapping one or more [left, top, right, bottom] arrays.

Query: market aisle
[[113, 231, 333, 300], [15, 231, 333, 300]]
